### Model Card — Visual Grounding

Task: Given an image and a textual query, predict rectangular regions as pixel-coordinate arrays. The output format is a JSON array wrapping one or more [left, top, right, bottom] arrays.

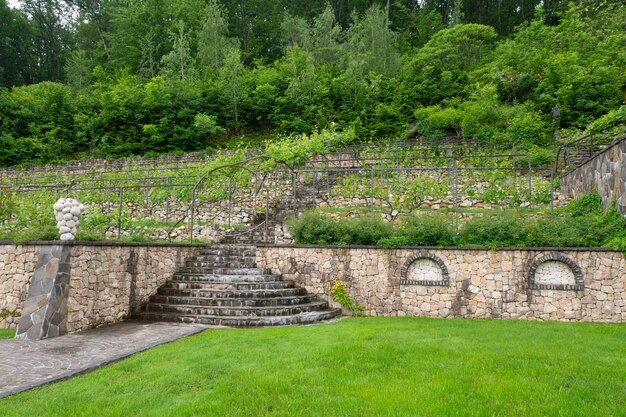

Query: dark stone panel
[[16, 244, 73, 340]]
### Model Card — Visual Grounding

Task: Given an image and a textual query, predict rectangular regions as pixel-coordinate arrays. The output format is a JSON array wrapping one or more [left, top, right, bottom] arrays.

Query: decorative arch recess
[[528, 253, 584, 291], [400, 251, 449, 286]]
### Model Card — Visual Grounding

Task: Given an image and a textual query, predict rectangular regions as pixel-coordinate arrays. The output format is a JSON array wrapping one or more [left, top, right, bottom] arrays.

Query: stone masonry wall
[[0, 244, 40, 329], [561, 137, 626, 213], [256, 245, 626, 322], [0, 242, 201, 331]]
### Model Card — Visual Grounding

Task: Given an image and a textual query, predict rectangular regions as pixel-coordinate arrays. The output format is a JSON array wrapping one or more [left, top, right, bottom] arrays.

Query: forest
[[0, 0, 625, 167]]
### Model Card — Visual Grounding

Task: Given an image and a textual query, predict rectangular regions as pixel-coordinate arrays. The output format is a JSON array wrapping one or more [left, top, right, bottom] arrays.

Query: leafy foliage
[[326, 276, 364, 317], [0, 1, 624, 167], [289, 199, 626, 249]]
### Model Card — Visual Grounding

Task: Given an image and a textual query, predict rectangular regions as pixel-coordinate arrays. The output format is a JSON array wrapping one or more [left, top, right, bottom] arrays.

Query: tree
[[161, 21, 195, 81], [308, 4, 342, 66], [21, 0, 74, 82], [346, 4, 400, 76], [64, 49, 91, 90], [138, 30, 160, 79], [0, 1, 34, 87], [219, 46, 247, 128], [197, 0, 235, 78], [280, 12, 310, 51]]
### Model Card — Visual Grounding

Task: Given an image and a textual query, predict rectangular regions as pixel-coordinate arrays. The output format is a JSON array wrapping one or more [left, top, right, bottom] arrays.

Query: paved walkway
[[0, 321, 209, 399]]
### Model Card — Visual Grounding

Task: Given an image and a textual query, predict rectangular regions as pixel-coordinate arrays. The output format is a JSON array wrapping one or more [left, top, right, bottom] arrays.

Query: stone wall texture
[[561, 137, 626, 213], [0, 244, 39, 329], [0, 243, 201, 331], [256, 245, 626, 322]]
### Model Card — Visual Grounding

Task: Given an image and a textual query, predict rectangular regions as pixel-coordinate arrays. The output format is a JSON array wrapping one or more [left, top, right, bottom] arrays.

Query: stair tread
[[146, 300, 327, 310], [155, 295, 315, 302], [137, 309, 342, 325]]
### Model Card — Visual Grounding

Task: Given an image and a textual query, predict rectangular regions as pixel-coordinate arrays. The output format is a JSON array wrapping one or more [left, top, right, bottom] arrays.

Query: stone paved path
[[0, 321, 209, 399]]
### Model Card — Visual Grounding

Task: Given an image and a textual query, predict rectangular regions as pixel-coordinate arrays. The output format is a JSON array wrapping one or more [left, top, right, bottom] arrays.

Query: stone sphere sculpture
[[53, 198, 85, 241]]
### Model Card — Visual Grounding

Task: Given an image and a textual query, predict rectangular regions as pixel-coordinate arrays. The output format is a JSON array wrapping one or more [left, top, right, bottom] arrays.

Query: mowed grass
[[0, 317, 625, 417], [0, 328, 14, 338]]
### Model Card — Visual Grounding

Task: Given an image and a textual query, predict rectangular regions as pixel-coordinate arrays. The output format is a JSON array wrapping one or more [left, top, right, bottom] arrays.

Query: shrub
[[458, 215, 526, 247], [336, 216, 392, 245], [567, 193, 603, 217], [287, 211, 338, 245], [396, 216, 456, 246], [289, 209, 625, 249]]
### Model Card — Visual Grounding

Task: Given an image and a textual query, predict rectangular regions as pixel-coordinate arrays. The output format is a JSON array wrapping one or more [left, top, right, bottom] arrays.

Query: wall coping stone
[[0, 240, 207, 248], [256, 243, 622, 253]]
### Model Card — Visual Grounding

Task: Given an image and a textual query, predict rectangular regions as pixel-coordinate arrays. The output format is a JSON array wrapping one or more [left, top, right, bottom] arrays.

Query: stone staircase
[[220, 171, 340, 245], [136, 244, 340, 326]]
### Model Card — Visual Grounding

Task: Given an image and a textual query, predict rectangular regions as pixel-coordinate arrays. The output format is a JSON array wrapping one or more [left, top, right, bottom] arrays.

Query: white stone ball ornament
[[53, 198, 85, 241]]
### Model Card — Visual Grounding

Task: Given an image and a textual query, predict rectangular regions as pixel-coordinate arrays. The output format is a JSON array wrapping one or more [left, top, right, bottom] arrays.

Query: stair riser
[[190, 254, 256, 261], [180, 263, 259, 271], [137, 309, 341, 326], [165, 281, 295, 290], [186, 260, 256, 268], [143, 302, 328, 317], [150, 295, 318, 307], [171, 274, 279, 283], [157, 288, 307, 298], [174, 268, 271, 275]]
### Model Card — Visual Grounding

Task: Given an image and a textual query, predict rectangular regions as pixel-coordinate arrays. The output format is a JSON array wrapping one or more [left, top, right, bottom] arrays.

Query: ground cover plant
[[0, 328, 14, 338], [0, 317, 624, 416]]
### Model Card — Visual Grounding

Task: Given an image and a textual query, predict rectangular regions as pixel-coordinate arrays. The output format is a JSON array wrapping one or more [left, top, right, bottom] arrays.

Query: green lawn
[[0, 317, 625, 416], [0, 328, 14, 339]]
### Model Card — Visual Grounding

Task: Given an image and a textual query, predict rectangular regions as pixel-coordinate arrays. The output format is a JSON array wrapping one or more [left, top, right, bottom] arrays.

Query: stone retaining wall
[[256, 245, 626, 322], [0, 244, 39, 329], [0, 242, 201, 331], [561, 137, 626, 213]]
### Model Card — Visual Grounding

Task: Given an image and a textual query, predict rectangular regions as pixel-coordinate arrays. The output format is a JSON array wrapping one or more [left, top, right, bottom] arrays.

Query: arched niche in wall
[[400, 251, 449, 286], [528, 253, 584, 291]]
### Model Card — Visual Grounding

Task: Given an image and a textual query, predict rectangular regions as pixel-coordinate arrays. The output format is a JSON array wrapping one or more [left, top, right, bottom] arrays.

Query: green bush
[[336, 216, 392, 245], [288, 209, 625, 249], [287, 211, 338, 245], [396, 216, 456, 246], [567, 193, 603, 217], [457, 215, 526, 247]]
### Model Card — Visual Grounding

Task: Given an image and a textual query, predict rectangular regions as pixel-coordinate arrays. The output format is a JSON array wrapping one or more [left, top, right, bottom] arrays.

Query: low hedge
[[288, 195, 626, 248]]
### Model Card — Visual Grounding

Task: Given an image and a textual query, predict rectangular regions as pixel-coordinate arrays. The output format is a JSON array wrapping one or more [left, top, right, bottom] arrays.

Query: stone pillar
[[16, 245, 72, 340]]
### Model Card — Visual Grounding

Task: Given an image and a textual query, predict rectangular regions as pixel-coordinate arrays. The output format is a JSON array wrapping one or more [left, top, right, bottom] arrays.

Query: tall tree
[[21, 0, 73, 82], [0, 0, 34, 86], [346, 4, 400, 75], [196, 0, 235, 78], [308, 4, 342, 66], [64, 49, 91, 90], [161, 20, 195, 81], [219, 46, 247, 127]]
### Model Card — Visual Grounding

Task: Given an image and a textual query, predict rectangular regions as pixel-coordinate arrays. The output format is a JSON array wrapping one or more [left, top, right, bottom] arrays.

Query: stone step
[[196, 246, 256, 258], [188, 254, 257, 263], [137, 309, 341, 327], [175, 267, 271, 275], [150, 294, 319, 307], [157, 287, 307, 299], [171, 273, 279, 283], [142, 300, 329, 316], [178, 261, 257, 275], [193, 251, 257, 259], [164, 281, 295, 291], [183, 261, 257, 269]]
